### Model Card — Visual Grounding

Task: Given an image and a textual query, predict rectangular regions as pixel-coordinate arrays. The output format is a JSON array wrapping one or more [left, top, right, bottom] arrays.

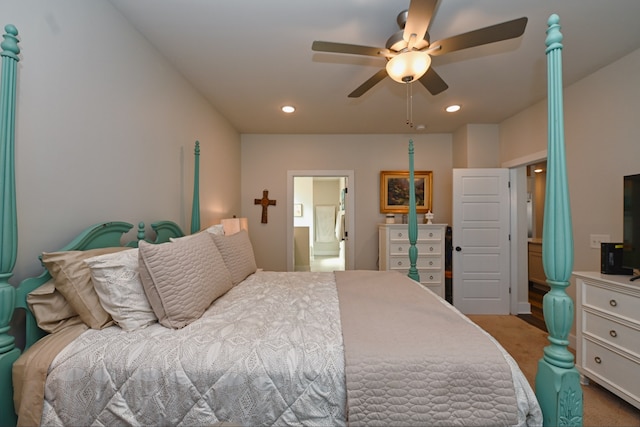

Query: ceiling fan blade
[[429, 17, 528, 56], [312, 41, 390, 58], [403, 0, 438, 44], [348, 69, 388, 98], [418, 67, 448, 95]]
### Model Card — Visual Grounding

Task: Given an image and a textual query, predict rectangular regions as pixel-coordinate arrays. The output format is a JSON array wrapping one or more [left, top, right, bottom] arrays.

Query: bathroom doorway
[[286, 170, 355, 272]]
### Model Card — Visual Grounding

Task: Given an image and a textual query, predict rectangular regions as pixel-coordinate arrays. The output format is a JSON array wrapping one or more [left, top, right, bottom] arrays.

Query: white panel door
[[452, 169, 510, 314]]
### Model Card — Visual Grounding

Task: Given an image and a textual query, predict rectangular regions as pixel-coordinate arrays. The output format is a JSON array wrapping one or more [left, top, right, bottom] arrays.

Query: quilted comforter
[[38, 271, 346, 426]]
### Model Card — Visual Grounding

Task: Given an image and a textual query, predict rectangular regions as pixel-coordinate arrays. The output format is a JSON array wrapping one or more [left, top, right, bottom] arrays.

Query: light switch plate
[[590, 234, 610, 249]]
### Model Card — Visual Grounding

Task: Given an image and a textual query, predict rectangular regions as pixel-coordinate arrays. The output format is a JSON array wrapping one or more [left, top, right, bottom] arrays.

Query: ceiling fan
[[312, 0, 527, 98]]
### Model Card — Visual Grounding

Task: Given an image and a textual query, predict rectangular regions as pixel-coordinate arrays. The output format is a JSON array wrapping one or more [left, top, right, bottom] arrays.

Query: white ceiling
[[110, 0, 640, 135]]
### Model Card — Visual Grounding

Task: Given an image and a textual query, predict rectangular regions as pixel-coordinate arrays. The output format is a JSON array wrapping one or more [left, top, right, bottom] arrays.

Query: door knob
[[455, 246, 462, 252]]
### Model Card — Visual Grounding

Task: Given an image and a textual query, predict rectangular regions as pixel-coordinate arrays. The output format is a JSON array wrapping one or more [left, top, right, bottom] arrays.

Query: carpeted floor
[[468, 315, 640, 427]]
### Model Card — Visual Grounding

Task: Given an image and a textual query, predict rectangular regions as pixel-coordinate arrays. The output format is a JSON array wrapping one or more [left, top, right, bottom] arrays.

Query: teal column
[[190, 141, 201, 234], [407, 139, 419, 281], [535, 15, 583, 426], [0, 24, 20, 427]]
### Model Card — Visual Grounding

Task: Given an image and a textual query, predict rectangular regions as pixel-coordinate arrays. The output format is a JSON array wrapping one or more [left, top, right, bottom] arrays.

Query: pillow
[[42, 247, 128, 329], [212, 229, 257, 285], [205, 224, 225, 236], [84, 248, 157, 332], [138, 231, 233, 329], [26, 279, 83, 334], [169, 224, 225, 243]]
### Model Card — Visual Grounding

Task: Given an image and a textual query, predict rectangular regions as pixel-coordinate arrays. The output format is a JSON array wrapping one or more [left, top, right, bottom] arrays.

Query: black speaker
[[601, 243, 633, 275]]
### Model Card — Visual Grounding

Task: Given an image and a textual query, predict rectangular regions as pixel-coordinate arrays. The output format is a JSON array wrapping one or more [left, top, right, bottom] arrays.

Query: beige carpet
[[468, 315, 640, 427]]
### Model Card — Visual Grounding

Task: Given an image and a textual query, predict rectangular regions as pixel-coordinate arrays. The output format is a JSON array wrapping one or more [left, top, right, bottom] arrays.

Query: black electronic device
[[623, 174, 640, 280], [601, 242, 633, 275]]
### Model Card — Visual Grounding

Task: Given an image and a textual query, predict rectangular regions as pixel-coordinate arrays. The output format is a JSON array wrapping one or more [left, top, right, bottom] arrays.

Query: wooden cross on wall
[[254, 189, 276, 223]]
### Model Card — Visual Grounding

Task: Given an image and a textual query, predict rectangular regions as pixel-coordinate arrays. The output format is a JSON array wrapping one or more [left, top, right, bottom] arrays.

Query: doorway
[[526, 161, 548, 330], [286, 170, 355, 272]]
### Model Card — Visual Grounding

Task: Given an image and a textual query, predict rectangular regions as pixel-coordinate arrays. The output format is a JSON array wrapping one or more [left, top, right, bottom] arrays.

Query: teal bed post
[[0, 24, 20, 426], [191, 141, 201, 234], [535, 15, 583, 426], [407, 139, 419, 282]]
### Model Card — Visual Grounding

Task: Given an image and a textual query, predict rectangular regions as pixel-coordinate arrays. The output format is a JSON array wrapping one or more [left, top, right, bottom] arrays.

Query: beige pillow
[[42, 247, 128, 329], [138, 231, 233, 329], [85, 248, 157, 332], [26, 279, 83, 334], [212, 230, 257, 285]]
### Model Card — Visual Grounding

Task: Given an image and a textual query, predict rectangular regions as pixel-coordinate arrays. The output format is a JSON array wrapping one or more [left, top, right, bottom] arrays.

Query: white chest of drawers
[[574, 271, 640, 409], [379, 224, 447, 298]]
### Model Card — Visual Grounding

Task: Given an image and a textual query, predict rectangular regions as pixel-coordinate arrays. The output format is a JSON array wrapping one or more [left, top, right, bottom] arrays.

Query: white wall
[[453, 124, 500, 168], [241, 133, 452, 271], [501, 47, 640, 273], [3, 1, 241, 282]]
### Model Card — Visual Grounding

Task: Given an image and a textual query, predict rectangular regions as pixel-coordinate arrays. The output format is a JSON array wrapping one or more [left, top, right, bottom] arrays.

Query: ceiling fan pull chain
[[410, 83, 414, 128], [406, 82, 414, 128], [406, 83, 410, 126]]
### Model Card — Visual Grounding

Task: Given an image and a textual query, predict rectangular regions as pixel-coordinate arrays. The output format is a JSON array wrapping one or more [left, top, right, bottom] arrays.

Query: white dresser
[[379, 224, 447, 298], [574, 272, 640, 409]]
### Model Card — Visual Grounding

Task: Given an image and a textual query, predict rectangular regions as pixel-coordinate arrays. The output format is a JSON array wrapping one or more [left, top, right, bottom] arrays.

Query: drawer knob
[[428, 261, 433, 266], [397, 261, 403, 266], [429, 275, 434, 280], [609, 299, 618, 307], [609, 330, 618, 338], [429, 246, 434, 252], [594, 356, 602, 364], [428, 232, 434, 237], [398, 246, 404, 251]]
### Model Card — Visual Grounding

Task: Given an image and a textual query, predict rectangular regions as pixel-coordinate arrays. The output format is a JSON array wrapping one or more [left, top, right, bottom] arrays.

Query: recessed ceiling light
[[445, 104, 461, 113], [282, 105, 295, 113]]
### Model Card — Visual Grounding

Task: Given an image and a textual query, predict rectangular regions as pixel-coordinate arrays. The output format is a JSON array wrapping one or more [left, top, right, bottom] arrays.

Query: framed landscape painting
[[380, 170, 433, 214]]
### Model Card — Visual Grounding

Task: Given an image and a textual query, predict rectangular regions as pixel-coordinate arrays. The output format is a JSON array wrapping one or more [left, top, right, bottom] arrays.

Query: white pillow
[[169, 224, 225, 243], [205, 224, 225, 236], [85, 248, 157, 331]]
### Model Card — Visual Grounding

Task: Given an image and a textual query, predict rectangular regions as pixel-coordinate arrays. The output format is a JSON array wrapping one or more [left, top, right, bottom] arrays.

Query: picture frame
[[293, 203, 303, 217], [380, 170, 433, 214]]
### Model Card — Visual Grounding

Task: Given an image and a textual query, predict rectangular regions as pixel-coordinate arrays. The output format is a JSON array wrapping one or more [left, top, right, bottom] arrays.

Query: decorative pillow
[[169, 224, 225, 243], [42, 247, 128, 329], [138, 231, 233, 329], [85, 248, 157, 331], [205, 224, 225, 236], [26, 279, 83, 334], [212, 229, 257, 285]]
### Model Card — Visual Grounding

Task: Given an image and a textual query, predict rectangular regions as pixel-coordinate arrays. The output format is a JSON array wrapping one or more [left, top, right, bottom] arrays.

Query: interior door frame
[[286, 170, 355, 272], [503, 149, 548, 314]]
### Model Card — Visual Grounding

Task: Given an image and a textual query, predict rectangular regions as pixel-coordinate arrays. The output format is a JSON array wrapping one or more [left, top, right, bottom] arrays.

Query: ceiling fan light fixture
[[386, 50, 431, 83]]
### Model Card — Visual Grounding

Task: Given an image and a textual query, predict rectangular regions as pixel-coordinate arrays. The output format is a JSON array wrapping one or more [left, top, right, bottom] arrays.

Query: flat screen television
[[623, 173, 640, 281]]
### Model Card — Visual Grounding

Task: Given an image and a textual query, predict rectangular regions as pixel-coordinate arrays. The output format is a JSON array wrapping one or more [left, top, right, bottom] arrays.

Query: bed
[[0, 15, 582, 427]]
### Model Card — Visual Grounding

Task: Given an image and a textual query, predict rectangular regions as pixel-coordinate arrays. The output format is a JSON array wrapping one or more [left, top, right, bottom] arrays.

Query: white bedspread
[[40, 271, 346, 426], [36, 270, 540, 426]]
